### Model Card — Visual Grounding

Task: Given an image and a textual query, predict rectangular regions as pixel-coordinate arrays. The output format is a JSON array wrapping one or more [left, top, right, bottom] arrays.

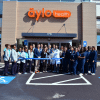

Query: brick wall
[[1, 1, 17, 61], [82, 2, 96, 47]]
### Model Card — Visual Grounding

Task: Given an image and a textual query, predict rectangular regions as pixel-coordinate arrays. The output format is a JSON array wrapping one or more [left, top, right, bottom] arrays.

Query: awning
[[22, 33, 77, 38]]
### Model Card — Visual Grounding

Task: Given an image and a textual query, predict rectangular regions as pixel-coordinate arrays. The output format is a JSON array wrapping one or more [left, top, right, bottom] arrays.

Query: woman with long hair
[[28, 45, 34, 73], [78, 47, 86, 75], [41, 47, 48, 72], [17, 47, 22, 74], [21, 47, 28, 74], [90, 46, 97, 75]]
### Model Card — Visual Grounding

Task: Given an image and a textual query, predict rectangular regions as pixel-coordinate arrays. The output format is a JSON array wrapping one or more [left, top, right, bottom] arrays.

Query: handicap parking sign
[[0, 76, 15, 84], [24, 40, 28, 46], [83, 41, 87, 47]]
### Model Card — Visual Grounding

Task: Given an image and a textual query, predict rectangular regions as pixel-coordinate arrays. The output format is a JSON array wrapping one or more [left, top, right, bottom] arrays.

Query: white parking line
[[26, 73, 92, 85], [0, 66, 4, 68], [31, 74, 65, 80], [53, 77, 82, 84]]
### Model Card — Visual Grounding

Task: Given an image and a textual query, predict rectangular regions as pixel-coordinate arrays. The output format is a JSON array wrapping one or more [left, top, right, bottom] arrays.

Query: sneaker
[[79, 73, 83, 75], [92, 73, 95, 75], [35, 71, 37, 74], [24, 72, 27, 74], [88, 71, 91, 73], [18, 72, 21, 75], [85, 73, 87, 75]]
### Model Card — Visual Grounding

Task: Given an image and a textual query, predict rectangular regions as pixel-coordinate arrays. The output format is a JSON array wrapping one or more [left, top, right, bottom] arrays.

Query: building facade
[[1, 1, 97, 61]]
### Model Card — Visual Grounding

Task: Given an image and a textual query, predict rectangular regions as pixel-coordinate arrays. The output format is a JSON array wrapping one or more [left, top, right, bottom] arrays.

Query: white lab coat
[[17, 52, 21, 64], [51, 52, 56, 65], [4, 49, 9, 61], [21, 52, 26, 63], [11, 49, 17, 62], [53, 49, 61, 65], [28, 50, 34, 61]]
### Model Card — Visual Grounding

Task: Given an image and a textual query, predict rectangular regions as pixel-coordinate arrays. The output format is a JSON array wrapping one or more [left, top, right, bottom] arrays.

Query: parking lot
[[0, 65, 100, 100]]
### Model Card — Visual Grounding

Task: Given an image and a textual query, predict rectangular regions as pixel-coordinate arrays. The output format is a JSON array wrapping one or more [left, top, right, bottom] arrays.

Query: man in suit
[[34, 44, 42, 73], [33, 44, 35, 52]]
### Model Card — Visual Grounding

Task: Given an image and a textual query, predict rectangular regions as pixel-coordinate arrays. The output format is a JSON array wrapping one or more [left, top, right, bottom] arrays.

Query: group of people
[[3, 43, 97, 76]]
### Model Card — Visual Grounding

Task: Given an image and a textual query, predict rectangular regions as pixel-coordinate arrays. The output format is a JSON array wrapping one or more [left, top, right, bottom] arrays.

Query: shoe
[[24, 72, 27, 74], [18, 72, 21, 75], [88, 71, 91, 73], [30, 71, 33, 73], [92, 73, 95, 75], [85, 73, 87, 75], [4, 73, 8, 76], [38, 71, 40, 73], [79, 73, 83, 75], [35, 71, 37, 74]]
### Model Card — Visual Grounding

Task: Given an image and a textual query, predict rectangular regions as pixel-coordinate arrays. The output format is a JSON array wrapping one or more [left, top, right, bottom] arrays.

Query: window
[[0, 3, 3, 15], [97, 35, 100, 46], [0, 18, 2, 28]]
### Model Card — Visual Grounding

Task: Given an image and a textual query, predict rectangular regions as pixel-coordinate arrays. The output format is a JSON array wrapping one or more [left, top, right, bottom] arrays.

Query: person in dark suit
[[34, 44, 42, 73], [41, 47, 48, 72], [32, 44, 35, 72]]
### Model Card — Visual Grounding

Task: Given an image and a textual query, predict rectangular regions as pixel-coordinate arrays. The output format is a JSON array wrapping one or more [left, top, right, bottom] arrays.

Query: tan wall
[[1, 1, 17, 61], [17, 2, 82, 40], [1, 1, 97, 62], [82, 2, 96, 47]]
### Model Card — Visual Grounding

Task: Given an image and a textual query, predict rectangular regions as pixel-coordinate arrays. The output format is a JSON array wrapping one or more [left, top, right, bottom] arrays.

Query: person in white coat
[[21, 47, 28, 74], [17, 48, 22, 74], [28, 45, 34, 73], [53, 45, 61, 73], [4, 44, 10, 76], [11, 45, 17, 75]]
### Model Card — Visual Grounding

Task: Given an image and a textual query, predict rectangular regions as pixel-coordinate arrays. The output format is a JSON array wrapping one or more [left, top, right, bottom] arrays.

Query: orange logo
[[28, 8, 71, 21]]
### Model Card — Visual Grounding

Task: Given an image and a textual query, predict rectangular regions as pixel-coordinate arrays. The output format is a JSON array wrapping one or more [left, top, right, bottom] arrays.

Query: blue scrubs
[[69, 50, 74, 73], [62, 51, 66, 72], [70, 51, 78, 75], [71, 51, 79, 75], [65, 50, 70, 73], [90, 50, 97, 73], [84, 51, 89, 73], [78, 52, 86, 74]]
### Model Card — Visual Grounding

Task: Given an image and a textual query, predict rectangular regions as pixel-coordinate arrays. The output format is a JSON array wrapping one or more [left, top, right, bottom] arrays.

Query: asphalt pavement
[[0, 65, 100, 100]]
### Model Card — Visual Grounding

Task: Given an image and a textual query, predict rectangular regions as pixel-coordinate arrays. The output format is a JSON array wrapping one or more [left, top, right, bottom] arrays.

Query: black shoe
[[4, 73, 8, 76]]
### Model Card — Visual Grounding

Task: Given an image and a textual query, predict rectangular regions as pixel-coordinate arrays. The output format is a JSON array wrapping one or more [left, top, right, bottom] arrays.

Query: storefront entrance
[[17, 38, 72, 49], [27, 38, 71, 49]]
